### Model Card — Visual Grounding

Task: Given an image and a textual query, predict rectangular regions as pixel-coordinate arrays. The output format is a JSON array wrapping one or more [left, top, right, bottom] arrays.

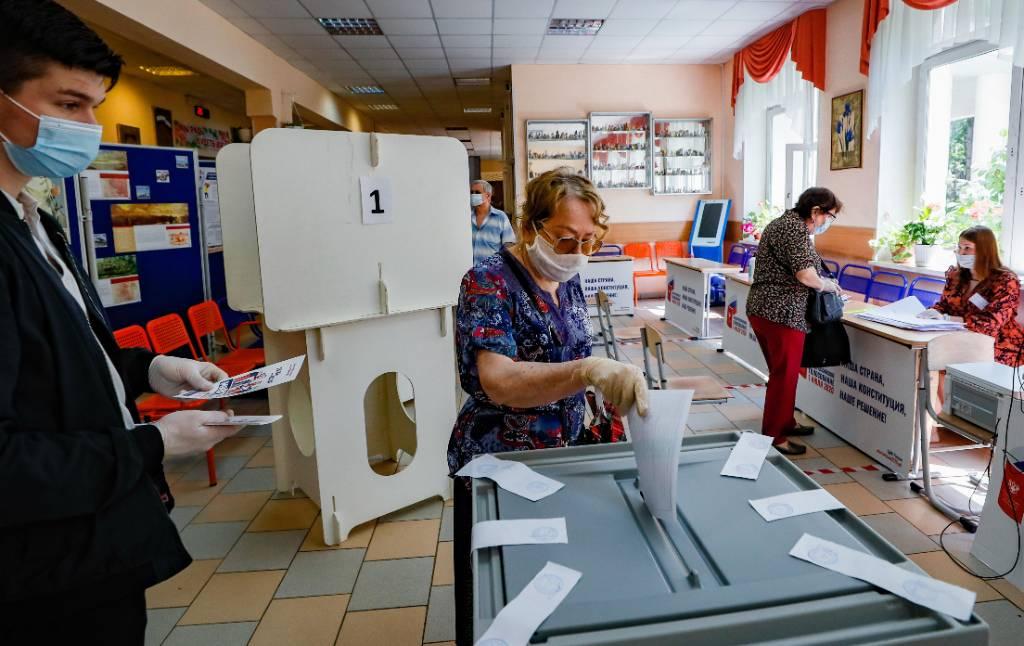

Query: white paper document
[[750, 489, 844, 522], [626, 389, 693, 521], [790, 534, 976, 621], [471, 518, 568, 551], [721, 432, 774, 479], [857, 297, 964, 331], [205, 415, 282, 427], [176, 356, 306, 400], [476, 562, 581, 646], [456, 454, 565, 501]]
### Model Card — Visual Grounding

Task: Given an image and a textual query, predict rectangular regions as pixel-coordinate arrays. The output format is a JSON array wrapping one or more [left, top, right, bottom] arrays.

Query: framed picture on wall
[[830, 90, 863, 170], [116, 124, 141, 145]]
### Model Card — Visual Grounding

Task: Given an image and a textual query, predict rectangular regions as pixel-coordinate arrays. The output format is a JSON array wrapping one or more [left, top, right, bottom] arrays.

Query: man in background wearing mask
[[470, 179, 515, 266], [0, 1, 242, 642]]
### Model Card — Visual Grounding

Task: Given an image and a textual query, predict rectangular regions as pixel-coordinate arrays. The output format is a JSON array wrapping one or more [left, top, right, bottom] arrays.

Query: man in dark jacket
[[0, 1, 243, 642]]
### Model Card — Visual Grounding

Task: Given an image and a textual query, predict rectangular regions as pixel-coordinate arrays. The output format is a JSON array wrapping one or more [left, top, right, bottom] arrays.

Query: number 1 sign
[[359, 175, 393, 225]]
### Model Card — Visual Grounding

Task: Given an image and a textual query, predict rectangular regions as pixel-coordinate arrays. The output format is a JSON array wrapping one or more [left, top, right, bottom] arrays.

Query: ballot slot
[[475, 436, 926, 640]]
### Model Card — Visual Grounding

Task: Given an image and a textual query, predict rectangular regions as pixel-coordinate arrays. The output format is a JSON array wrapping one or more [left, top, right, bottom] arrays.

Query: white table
[[580, 255, 634, 316], [796, 303, 948, 479], [721, 273, 768, 376], [664, 258, 741, 339]]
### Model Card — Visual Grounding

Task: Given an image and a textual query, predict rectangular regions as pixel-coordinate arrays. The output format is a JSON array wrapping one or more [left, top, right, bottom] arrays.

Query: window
[[766, 94, 818, 210], [917, 45, 1013, 250]]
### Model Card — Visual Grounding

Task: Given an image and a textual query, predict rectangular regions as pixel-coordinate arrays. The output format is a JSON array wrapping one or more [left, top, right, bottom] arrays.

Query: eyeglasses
[[536, 224, 603, 256], [470, 190, 484, 195]]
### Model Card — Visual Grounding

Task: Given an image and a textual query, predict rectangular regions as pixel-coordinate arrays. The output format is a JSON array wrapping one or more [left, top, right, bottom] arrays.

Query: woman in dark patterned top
[[747, 188, 844, 455], [449, 168, 649, 644], [918, 226, 1023, 366]]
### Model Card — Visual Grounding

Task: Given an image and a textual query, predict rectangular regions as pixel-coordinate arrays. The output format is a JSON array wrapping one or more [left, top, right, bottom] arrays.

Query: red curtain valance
[[861, 0, 959, 75], [731, 8, 827, 108]]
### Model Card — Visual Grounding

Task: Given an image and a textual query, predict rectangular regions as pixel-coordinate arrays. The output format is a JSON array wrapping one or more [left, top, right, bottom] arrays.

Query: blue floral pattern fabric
[[447, 248, 593, 474]]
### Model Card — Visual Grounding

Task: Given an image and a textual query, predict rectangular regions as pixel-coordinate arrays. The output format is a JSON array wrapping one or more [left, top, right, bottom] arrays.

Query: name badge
[[968, 293, 989, 310]]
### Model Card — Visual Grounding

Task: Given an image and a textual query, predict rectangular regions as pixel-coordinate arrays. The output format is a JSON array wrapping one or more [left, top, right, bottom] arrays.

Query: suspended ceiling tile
[[430, 0, 492, 18], [665, 0, 734, 21], [361, 59, 409, 71], [389, 34, 444, 48], [609, 0, 676, 19], [493, 18, 549, 35], [649, 20, 711, 37], [259, 17, 326, 34], [442, 34, 492, 48], [493, 34, 543, 47], [394, 47, 448, 60], [364, 0, 433, 18], [494, 0, 555, 18], [444, 47, 492, 58], [236, 0, 309, 18], [375, 18, 438, 35], [636, 35, 690, 50], [625, 48, 679, 61], [200, 0, 249, 19], [279, 33, 339, 48], [333, 34, 393, 48], [231, 17, 269, 34], [539, 35, 593, 50], [405, 60, 451, 72], [298, 0, 374, 18], [685, 34, 744, 49], [701, 20, 768, 36], [316, 59, 366, 72], [347, 47, 401, 60], [551, 0, 616, 18], [596, 19, 658, 36], [588, 34, 644, 49], [721, 1, 793, 21], [436, 19, 493, 35], [295, 47, 354, 60]]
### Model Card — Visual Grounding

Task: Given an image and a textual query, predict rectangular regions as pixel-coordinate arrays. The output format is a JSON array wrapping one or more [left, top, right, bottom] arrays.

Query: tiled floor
[[144, 300, 1023, 645]]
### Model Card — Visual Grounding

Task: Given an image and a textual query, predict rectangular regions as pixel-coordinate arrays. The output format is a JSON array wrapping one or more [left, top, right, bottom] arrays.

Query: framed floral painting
[[831, 90, 863, 170]]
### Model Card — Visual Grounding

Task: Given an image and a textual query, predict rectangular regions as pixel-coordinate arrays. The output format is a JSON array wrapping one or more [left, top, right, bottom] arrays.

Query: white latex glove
[[819, 278, 841, 294], [916, 309, 944, 320], [149, 355, 229, 397], [575, 357, 649, 417], [154, 409, 243, 457]]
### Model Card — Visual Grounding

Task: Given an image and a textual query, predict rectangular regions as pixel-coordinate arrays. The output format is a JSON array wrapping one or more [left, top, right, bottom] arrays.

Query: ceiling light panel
[[138, 65, 196, 77], [317, 17, 383, 35], [463, 107, 492, 113], [345, 85, 386, 94], [454, 77, 490, 86], [546, 19, 604, 36], [367, 104, 399, 110]]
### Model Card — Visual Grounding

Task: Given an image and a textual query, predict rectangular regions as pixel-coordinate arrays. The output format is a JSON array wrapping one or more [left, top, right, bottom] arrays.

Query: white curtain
[[732, 58, 817, 160], [867, 0, 1024, 137]]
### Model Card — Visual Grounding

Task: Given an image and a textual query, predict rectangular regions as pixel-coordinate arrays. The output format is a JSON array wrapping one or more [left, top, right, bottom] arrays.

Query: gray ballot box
[[469, 432, 988, 645]]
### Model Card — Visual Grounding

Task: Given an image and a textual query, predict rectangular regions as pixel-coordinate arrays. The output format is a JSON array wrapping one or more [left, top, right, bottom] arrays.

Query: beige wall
[[511, 64, 726, 234], [95, 73, 247, 146], [815, 0, 880, 230], [721, 58, 744, 223]]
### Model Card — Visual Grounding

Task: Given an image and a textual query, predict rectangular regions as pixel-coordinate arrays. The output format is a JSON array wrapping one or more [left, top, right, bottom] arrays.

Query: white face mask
[[957, 253, 976, 270], [525, 228, 589, 283], [470, 193, 484, 207]]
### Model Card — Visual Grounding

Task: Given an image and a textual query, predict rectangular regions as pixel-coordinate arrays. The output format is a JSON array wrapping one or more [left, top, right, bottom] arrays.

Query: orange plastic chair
[[114, 324, 218, 486], [654, 240, 685, 270], [624, 242, 664, 305], [187, 300, 264, 376]]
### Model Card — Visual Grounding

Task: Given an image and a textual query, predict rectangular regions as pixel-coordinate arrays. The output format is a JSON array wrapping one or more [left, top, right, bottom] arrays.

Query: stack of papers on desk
[[856, 297, 964, 331]]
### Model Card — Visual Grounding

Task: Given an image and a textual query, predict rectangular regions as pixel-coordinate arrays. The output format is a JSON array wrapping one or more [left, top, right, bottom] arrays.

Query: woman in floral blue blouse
[[447, 168, 648, 474], [450, 167, 648, 644]]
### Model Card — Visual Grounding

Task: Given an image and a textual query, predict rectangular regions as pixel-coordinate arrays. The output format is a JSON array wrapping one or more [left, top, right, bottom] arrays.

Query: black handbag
[[807, 290, 845, 325], [802, 321, 851, 368]]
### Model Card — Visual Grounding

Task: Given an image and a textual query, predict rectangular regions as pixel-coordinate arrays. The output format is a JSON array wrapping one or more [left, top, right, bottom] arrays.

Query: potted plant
[[742, 201, 783, 242], [903, 203, 944, 267], [869, 227, 914, 264]]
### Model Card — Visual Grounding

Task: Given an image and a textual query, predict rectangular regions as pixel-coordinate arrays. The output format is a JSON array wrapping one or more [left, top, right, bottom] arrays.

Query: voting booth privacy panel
[[219, 130, 471, 544], [63, 144, 210, 331]]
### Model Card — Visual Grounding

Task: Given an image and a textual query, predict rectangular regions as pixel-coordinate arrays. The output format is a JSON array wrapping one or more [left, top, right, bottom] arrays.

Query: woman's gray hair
[[471, 179, 493, 195]]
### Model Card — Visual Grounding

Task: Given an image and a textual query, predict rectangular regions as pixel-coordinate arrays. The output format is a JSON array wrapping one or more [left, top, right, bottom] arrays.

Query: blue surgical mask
[[0, 93, 102, 178], [813, 217, 834, 236], [470, 193, 484, 207]]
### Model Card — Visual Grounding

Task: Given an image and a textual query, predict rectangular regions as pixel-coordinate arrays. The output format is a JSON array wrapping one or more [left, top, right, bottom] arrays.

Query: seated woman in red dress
[[918, 226, 1023, 366]]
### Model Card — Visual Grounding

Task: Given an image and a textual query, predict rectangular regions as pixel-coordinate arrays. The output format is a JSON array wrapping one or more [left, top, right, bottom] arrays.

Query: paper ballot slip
[[626, 389, 693, 521], [471, 518, 568, 551], [790, 534, 976, 621], [205, 415, 282, 427], [721, 432, 774, 479], [176, 356, 305, 400], [856, 297, 964, 332], [750, 489, 844, 521], [475, 562, 581, 646], [456, 454, 565, 501]]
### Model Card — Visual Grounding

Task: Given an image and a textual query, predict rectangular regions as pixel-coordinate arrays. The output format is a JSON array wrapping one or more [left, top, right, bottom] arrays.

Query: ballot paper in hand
[[176, 356, 305, 400], [626, 389, 693, 521], [205, 415, 283, 427], [790, 533, 976, 621], [857, 297, 964, 331]]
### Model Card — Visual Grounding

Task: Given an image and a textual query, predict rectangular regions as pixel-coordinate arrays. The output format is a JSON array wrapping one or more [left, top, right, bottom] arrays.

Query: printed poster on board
[[173, 121, 230, 158], [95, 254, 141, 307], [81, 150, 131, 200], [200, 168, 222, 247], [111, 203, 191, 253]]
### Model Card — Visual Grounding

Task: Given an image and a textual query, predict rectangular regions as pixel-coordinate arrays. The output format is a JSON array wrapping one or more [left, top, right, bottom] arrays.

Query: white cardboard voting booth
[[218, 130, 471, 543]]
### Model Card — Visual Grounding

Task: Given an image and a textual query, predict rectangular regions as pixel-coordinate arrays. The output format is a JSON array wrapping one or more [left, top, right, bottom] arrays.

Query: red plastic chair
[[624, 242, 663, 305], [114, 324, 218, 486], [187, 300, 264, 376], [654, 240, 685, 270]]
